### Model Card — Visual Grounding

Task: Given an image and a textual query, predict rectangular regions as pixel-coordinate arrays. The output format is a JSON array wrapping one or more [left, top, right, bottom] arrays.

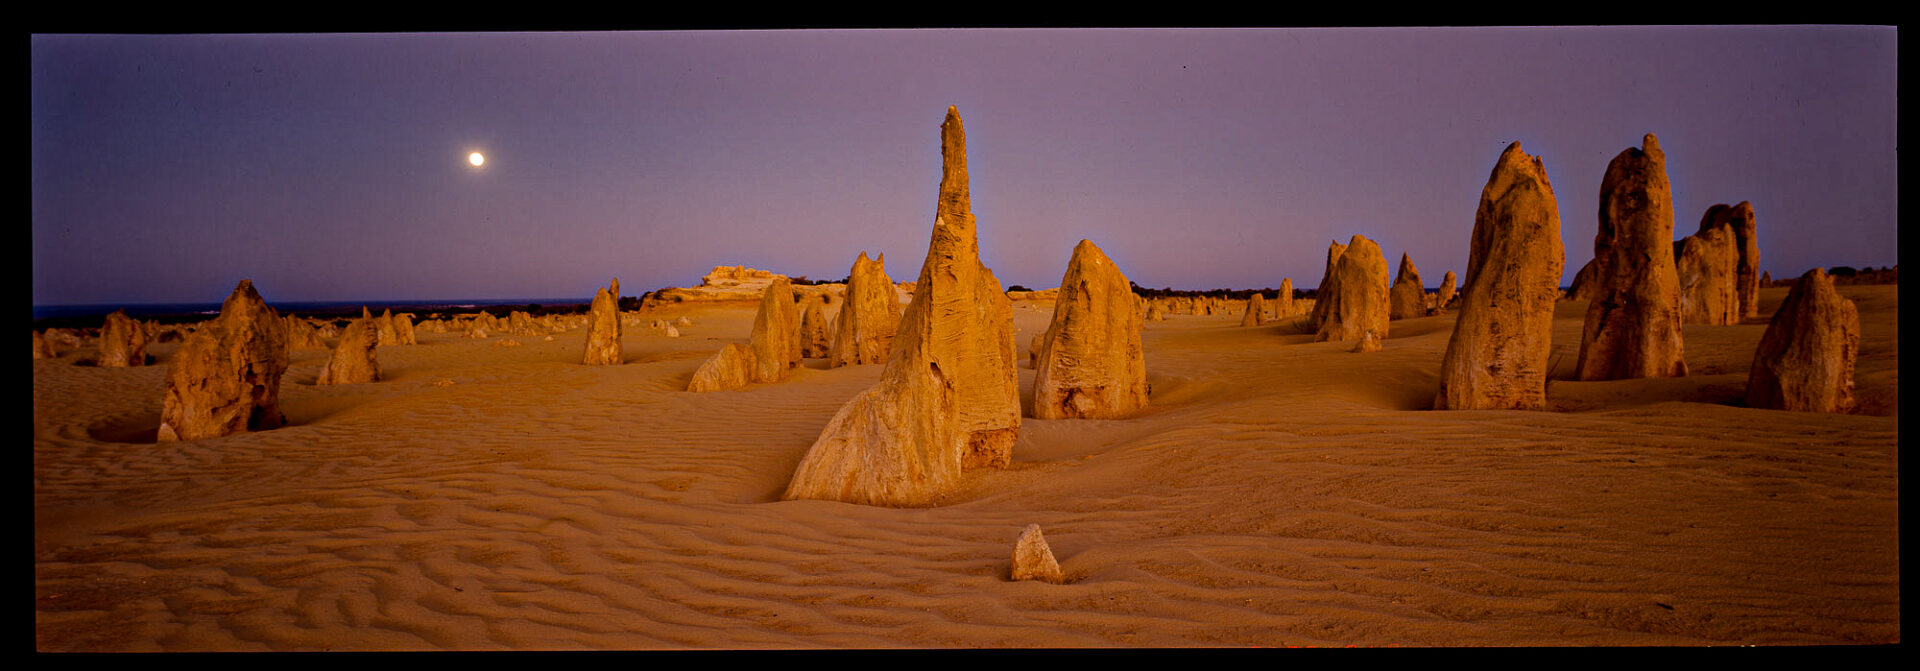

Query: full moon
[[468, 152, 485, 167]]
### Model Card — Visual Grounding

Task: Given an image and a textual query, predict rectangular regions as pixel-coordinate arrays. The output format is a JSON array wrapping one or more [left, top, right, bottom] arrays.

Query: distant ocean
[[32, 298, 590, 327]]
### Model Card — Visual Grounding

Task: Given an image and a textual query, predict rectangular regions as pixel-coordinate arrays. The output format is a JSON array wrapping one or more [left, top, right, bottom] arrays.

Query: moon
[[468, 151, 485, 167]]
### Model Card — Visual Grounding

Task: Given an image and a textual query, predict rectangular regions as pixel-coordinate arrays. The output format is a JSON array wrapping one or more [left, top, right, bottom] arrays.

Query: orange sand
[[33, 285, 1898, 649]]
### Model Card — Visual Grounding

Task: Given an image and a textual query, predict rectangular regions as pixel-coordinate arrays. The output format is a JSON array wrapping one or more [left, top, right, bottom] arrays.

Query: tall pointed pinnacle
[[938, 106, 971, 230]]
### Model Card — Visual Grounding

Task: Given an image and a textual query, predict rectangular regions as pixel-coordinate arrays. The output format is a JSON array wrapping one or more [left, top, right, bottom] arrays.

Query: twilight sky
[[31, 27, 1898, 306]]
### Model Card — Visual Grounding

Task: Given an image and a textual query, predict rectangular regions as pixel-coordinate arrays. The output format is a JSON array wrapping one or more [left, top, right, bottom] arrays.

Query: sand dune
[[33, 285, 1898, 649]]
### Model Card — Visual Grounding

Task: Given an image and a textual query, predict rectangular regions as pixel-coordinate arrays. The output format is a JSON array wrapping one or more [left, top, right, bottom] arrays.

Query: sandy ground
[[33, 285, 1898, 650]]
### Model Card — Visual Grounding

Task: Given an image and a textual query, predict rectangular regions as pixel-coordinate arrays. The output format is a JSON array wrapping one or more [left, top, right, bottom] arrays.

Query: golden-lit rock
[[799, 297, 830, 359], [1240, 292, 1266, 327], [1437, 270, 1458, 310], [1746, 268, 1858, 413], [1576, 134, 1687, 380], [827, 252, 902, 368], [1435, 142, 1565, 410], [1033, 239, 1149, 420], [156, 280, 289, 442], [583, 278, 623, 365], [1674, 223, 1740, 325], [317, 308, 380, 385], [748, 277, 801, 383], [1315, 234, 1390, 343], [1309, 240, 1348, 329], [1699, 202, 1761, 320], [1010, 524, 1064, 583], [688, 342, 756, 392], [97, 309, 148, 367], [1388, 253, 1426, 320], [783, 106, 1021, 506]]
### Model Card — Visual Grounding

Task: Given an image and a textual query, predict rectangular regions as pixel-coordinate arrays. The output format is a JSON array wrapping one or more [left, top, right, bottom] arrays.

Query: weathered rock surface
[[1564, 258, 1601, 302], [1698, 202, 1761, 320], [392, 313, 417, 345], [687, 343, 757, 392], [1434, 142, 1566, 411], [583, 278, 623, 365], [376, 310, 402, 346], [782, 106, 1021, 506], [1240, 293, 1266, 327], [1437, 270, 1458, 310], [1389, 253, 1426, 320], [285, 316, 328, 351], [748, 277, 801, 383], [1576, 134, 1688, 380], [1274, 278, 1296, 318], [799, 297, 831, 359], [317, 308, 380, 385], [1315, 234, 1390, 343], [1010, 524, 1065, 583], [33, 330, 56, 359], [1309, 240, 1348, 329], [97, 309, 148, 367], [156, 280, 290, 442], [1746, 268, 1858, 413], [1674, 223, 1740, 325], [1032, 239, 1149, 420], [825, 249, 898, 371]]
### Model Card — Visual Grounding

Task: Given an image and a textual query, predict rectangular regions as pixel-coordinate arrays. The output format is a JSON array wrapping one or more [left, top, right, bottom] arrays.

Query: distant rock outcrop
[[376, 310, 402, 346], [392, 312, 417, 345], [687, 342, 757, 392], [799, 297, 831, 359], [1437, 270, 1458, 310], [1010, 524, 1065, 583], [1564, 258, 1601, 302], [1315, 234, 1390, 343], [1240, 293, 1266, 327], [1389, 253, 1426, 320], [1674, 223, 1740, 325], [1576, 134, 1687, 380], [285, 316, 328, 351], [1435, 142, 1565, 411], [1698, 202, 1761, 320], [1032, 239, 1149, 419], [156, 280, 290, 442], [583, 278, 623, 365], [783, 106, 1021, 506], [33, 331, 56, 359], [97, 309, 148, 367], [1274, 278, 1296, 318], [1746, 268, 1858, 413], [748, 277, 802, 383], [317, 308, 380, 385]]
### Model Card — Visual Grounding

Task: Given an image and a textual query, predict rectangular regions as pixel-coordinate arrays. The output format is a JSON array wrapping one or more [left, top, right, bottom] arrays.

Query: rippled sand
[[33, 285, 1899, 650]]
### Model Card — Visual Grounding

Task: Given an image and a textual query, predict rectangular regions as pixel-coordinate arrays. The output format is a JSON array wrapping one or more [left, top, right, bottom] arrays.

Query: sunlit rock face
[[1437, 270, 1458, 311], [98, 309, 148, 367], [1746, 268, 1858, 413], [1315, 234, 1389, 343], [317, 307, 381, 386], [1267, 279, 1293, 319], [157, 280, 290, 442], [392, 312, 417, 345], [583, 278, 623, 366], [1388, 252, 1425, 320], [1240, 293, 1266, 327], [1674, 223, 1740, 326], [1032, 239, 1149, 420], [1577, 134, 1687, 380], [747, 277, 801, 383], [783, 106, 1020, 506], [1309, 240, 1347, 330], [1435, 142, 1565, 411], [826, 252, 901, 370], [1697, 202, 1761, 321], [687, 343, 756, 392]]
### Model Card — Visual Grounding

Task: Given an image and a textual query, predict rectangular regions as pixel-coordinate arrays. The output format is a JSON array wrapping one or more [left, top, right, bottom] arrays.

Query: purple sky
[[31, 27, 1898, 306]]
